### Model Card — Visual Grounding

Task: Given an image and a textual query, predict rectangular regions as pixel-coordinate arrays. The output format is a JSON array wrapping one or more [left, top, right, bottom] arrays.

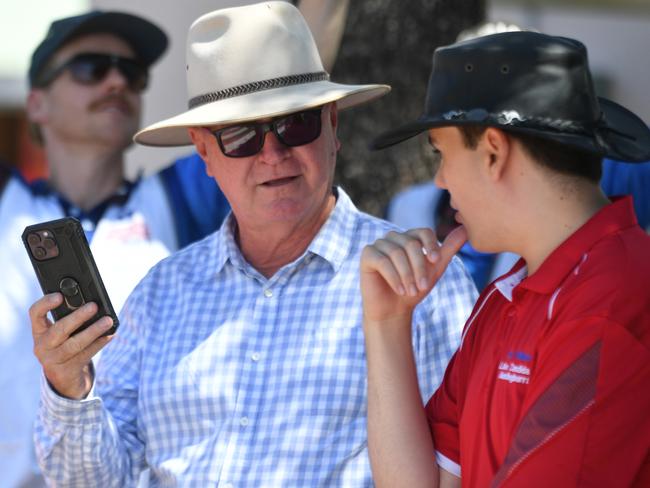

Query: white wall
[[1, 0, 89, 108]]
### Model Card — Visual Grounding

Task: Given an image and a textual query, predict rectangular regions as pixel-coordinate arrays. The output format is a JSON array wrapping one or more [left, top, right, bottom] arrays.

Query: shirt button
[[240, 416, 249, 427], [263, 289, 273, 298], [251, 352, 261, 362], [223, 483, 233, 488], [507, 307, 516, 317]]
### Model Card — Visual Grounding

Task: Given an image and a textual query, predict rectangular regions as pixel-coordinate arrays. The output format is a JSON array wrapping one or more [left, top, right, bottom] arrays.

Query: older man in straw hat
[[29, 2, 477, 485], [361, 31, 650, 487]]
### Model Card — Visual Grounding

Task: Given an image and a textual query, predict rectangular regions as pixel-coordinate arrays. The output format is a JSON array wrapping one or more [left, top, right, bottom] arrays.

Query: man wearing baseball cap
[[0, 10, 229, 487], [362, 32, 650, 486], [28, 2, 477, 485]]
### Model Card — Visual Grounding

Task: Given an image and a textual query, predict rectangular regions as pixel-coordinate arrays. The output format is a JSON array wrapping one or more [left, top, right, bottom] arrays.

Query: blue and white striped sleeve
[[34, 285, 149, 486]]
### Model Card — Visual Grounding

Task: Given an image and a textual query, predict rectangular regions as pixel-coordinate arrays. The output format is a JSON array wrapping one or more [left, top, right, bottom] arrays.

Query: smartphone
[[22, 217, 118, 336]]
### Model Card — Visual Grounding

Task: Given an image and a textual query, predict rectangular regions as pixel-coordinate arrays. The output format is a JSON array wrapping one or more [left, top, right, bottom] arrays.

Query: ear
[[328, 102, 341, 151], [482, 127, 511, 181], [26, 89, 48, 124], [188, 127, 213, 176], [188, 127, 209, 159]]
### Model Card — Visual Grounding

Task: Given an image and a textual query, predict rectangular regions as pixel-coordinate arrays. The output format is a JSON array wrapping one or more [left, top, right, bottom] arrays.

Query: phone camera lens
[[42, 238, 57, 250], [34, 246, 47, 259], [27, 233, 41, 246]]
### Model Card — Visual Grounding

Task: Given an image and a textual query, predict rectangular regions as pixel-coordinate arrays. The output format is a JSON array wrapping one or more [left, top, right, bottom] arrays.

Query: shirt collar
[[213, 213, 238, 275], [213, 187, 359, 276], [16, 168, 135, 226], [494, 263, 528, 301], [519, 196, 638, 295], [306, 187, 358, 272]]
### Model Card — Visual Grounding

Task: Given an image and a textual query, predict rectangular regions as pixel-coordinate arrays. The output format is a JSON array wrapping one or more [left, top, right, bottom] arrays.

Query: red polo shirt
[[426, 197, 650, 487]]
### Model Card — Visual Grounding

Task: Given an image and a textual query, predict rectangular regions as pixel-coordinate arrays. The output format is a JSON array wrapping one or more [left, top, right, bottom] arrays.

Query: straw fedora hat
[[135, 1, 390, 147], [372, 31, 650, 162]]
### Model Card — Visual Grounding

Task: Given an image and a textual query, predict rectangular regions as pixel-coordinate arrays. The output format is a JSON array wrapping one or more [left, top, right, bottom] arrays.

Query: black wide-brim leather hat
[[372, 31, 650, 162], [29, 10, 168, 87]]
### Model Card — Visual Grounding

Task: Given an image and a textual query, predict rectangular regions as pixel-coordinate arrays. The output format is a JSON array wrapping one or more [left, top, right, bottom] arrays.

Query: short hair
[[456, 125, 603, 182]]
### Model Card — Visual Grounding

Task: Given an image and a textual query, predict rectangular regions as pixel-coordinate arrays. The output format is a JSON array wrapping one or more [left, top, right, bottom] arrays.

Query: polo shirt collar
[[494, 263, 528, 301], [13, 168, 136, 239], [213, 186, 357, 276], [519, 196, 638, 295]]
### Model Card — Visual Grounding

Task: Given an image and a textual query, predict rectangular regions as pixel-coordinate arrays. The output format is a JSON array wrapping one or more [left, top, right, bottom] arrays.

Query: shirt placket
[[217, 276, 283, 486]]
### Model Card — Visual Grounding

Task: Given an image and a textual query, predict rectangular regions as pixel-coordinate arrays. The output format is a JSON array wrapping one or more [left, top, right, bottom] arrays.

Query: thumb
[[437, 225, 468, 267]]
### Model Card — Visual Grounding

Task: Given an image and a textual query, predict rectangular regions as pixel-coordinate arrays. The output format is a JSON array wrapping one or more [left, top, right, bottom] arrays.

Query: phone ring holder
[[59, 277, 85, 310]]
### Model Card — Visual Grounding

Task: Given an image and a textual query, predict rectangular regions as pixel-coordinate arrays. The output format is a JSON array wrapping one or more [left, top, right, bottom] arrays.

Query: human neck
[[236, 194, 336, 278], [514, 178, 609, 275], [45, 141, 125, 211]]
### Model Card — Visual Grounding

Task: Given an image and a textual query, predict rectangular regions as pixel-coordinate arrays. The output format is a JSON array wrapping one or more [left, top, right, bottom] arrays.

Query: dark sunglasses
[[211, 108, 323, 158], [36, 53, 149, 92]]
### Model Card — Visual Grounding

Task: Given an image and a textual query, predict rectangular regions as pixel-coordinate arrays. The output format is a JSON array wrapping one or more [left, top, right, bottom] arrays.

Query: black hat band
[[188, 71, 329, 110]]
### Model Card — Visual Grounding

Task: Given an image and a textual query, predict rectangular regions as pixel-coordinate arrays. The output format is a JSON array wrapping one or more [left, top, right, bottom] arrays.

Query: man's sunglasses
[[36, 53, 149, 92], [211, 108, 323, 158]]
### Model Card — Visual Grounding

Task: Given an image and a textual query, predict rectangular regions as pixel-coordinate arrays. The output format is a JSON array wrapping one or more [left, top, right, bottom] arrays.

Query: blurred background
[[2, 0, 649, 216]]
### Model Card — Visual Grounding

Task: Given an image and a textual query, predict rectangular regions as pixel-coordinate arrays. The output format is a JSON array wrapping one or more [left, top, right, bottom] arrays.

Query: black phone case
[[21, 217, 118, 336]]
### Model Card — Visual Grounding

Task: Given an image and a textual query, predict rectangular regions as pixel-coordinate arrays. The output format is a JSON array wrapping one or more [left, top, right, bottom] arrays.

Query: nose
[[258, 129, 290, 164], [102, 66, 129, 92]]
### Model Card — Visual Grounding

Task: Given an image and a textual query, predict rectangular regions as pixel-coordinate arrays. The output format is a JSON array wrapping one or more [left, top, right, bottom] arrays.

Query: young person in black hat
[[361, 31, 650, 487], [0, 11, 229, 487], [384, 21, 525, 292]]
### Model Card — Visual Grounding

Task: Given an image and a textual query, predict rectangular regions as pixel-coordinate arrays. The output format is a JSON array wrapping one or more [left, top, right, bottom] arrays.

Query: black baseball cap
[[29, 10, 168, 87]]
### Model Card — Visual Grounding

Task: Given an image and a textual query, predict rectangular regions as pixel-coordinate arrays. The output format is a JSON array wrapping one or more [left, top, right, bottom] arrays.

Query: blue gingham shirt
[[35, 188, 477, 487]]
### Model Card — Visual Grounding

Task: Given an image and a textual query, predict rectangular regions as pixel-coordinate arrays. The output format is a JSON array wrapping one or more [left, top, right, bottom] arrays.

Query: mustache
[[88, 93, 136, 114]]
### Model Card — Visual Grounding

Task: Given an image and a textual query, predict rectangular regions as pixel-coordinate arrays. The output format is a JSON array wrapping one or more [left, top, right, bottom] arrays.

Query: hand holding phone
[[22, 217, 118, 335], [22, 217, 118, 399]]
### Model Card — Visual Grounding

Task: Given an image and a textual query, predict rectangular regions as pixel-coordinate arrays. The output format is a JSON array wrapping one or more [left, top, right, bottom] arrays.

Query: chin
[[266, 207, 305, 223], [104, 129, 136, 148], [465, 230, 488, 253], [468, 236, 503, 255]]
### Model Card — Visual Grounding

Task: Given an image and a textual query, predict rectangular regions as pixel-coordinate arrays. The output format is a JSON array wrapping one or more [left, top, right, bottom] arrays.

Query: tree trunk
[[332, 0, 485, 217]]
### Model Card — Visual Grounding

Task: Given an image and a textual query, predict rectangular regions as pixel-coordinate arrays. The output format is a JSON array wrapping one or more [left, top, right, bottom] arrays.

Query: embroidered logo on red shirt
[[497, 351, 532, 384]]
